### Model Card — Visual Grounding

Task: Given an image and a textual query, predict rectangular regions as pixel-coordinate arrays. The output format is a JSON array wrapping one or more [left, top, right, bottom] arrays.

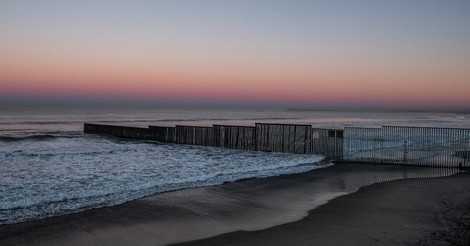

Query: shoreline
[[178, 172, 470, 246], [1, 163, 467, 245]]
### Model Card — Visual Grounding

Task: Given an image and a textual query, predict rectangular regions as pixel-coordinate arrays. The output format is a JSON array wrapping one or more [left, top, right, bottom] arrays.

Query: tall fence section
[[344, 126, 470, 167], [213, 125, 256, 151], [256, 123, 312, 154], [84, 123, 469, 167]]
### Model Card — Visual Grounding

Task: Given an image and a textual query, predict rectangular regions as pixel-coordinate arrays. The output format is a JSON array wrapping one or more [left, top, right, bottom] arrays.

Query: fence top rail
[[84, 123, 148, 130], [85, 123, 121, 127], [255, 122, 312, 127], [311, 128, 344, 131], [344, 125, 470, 131], [382, 125, 470, 130], [343, 126, 383, 130], [212, 124, 256, 128], [148, 125, 175, 129], [174, 125, 213, 129]]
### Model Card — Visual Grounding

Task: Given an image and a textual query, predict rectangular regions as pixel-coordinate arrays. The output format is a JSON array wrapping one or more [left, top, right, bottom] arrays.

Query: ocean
[[1, 107, 469, 225]]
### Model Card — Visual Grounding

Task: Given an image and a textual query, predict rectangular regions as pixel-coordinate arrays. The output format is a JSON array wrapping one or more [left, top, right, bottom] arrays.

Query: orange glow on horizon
[[1, 1, 470, 110], [1, 36, 470, 109]]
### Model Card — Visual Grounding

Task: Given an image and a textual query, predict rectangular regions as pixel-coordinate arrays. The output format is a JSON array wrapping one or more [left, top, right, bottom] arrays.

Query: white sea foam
[[0, 135, 327, 225]]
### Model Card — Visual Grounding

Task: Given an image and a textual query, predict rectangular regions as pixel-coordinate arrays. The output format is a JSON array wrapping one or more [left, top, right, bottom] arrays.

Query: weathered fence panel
[[84, 123, 158, 140], [213, 125, 256, 150], [148, 126, 176, 142], [173, 125, 214, 146], [312, 129, 343, 159], [255, 123, 312, 154], [194, 126, 214, 146], [343, 126, 470, 167]]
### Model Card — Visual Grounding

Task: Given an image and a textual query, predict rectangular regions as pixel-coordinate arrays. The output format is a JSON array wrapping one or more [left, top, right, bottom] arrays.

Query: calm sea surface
[[1, 107, 469, 224]]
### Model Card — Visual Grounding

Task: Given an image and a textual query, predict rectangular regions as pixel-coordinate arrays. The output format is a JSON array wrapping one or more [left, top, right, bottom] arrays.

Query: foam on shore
[[0, 134, 327, 225]]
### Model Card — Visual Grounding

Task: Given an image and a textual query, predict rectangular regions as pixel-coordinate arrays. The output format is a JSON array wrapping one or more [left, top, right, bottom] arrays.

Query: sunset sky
[[1, 0, 469, 110]]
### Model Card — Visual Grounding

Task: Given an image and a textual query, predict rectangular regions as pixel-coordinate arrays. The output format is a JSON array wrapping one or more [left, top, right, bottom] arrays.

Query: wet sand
[[178, 170, 470, 246], [0, 163, 467, 246]]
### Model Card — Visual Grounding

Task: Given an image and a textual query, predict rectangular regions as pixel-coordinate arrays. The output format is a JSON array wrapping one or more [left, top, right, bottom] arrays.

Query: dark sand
[[0, 163, 468, 246], [178, 170, 470, 246]]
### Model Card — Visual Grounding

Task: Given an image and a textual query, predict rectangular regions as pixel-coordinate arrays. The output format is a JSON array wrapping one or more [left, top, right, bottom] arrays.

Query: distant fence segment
[[312, 129, 343, 160], [84, 123, 159, 140], [148, 125, 176, 142], [84, 123, 470, 168], [174, 125, 214, 146], [255, 123, 312, 154], [344, 126, 470, 167], [213, 125, 256, 150]]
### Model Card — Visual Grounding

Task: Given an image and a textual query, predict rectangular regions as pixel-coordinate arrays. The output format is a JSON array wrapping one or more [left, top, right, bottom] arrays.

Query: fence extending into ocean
[[84, 123, 470, 168]]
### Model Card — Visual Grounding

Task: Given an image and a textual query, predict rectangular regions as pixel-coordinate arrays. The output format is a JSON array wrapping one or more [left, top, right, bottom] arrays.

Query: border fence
[[344, 126, 470, 167], [84, 123, 470, 168], [312, 128, 344, 160], [213, 125, 256, 150], [255, 123, 312, 154]]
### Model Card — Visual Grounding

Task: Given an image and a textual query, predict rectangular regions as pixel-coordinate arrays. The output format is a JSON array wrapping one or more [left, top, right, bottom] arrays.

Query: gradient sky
[[1, 0, 469, 110]]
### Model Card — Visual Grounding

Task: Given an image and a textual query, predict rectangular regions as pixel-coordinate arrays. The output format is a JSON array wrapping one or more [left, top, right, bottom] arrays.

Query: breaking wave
[[0, 135, 328, 225], [0, 133, 81, 142]]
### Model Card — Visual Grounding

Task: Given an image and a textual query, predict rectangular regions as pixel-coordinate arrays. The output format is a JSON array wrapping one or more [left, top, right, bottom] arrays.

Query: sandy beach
[[178, 168, 470, 246], [1, 163, 468, 246]]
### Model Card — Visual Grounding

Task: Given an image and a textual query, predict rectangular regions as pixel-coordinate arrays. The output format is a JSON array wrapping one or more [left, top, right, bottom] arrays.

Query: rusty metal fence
[[213, 125, 256, 150], [255, 123, 312, 154], [174, 125, 214, 146], [148, 125, 176, 142]]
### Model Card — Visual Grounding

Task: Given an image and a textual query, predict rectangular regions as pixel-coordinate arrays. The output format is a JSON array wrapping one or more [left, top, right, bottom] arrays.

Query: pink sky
[[1, 1, 469, 110]]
